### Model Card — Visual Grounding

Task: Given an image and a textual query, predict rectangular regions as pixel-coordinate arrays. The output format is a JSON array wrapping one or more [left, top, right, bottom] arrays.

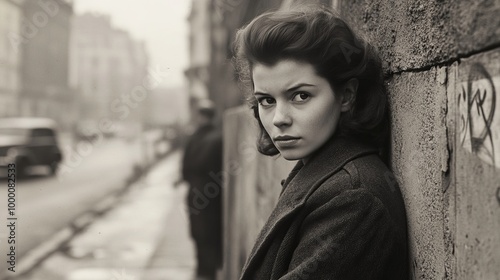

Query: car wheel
[[16, 158, 28, 178], [49, 163, 58, 176]]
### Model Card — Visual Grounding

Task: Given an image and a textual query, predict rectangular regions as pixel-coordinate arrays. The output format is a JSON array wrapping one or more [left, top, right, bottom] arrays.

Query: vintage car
[[0, 118, 63, 177]]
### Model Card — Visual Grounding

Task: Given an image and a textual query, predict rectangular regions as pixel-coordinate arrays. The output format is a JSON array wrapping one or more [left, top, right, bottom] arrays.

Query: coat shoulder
[[306, 154, 406, 230], [312, 154, 397, 197], [308, 154, 390, 198]]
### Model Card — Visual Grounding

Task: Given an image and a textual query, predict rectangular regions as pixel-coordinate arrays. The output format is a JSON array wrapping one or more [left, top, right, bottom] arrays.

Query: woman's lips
[[274, 136, 300, 148]]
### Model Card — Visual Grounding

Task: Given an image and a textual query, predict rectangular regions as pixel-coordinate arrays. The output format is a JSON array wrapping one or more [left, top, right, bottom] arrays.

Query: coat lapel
[[240, 137, 378, 277]]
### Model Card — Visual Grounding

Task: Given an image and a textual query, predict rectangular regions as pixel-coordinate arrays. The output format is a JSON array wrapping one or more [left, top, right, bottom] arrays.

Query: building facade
[[185, 0, 212, 116], [69, 13, 149, 124], [0, 0, 23, 117], [18, 0, 73, 128]]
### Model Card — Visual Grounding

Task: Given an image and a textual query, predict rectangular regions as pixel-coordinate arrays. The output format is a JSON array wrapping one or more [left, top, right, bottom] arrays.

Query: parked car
[[0, 118, 63, 177], [73, 120, 100, 143], [73, 120, 115, 143]]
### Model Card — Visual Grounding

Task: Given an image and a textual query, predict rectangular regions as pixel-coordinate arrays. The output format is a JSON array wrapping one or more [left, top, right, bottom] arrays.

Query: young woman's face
[[253, 59, 346, 161]]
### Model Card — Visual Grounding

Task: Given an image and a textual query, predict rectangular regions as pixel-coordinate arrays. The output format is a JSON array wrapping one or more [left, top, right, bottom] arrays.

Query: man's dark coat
[[182, 123, 223, 269], [240, 136, 409, 280]]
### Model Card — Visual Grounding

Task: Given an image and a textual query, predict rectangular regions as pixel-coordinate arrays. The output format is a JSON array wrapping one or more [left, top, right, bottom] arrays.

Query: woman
[[233, 6, 409, 280]]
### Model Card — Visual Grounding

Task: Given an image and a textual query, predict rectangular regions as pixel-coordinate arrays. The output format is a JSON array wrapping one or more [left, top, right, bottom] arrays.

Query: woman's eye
[[257, 97, 275, 106], [292, 92, 310, 102]]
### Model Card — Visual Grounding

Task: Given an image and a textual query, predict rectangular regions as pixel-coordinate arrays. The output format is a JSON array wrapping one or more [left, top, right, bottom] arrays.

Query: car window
[[31, 128, 56, 137]]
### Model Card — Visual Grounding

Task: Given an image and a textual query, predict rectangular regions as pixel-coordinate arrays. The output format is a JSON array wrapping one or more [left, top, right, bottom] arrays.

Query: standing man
[[181, 99, 223, 280]]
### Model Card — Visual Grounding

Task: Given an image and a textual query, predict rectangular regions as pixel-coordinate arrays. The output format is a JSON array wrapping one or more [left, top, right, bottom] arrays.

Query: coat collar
[[241, 136, 378, 277], [194, 123, 214, 134]]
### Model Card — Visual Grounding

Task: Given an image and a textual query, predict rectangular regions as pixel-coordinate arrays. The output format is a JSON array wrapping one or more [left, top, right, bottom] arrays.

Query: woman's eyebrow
[[253, 91, 270, 96], [254, 83, 315, 95], [286, 83, 315, 92]]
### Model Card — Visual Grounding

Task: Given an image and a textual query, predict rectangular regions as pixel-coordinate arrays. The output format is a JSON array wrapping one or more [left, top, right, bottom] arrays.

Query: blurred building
[[144, 86, 189, 127], [185, 0, 212, 113], [18, 0, 74, 128], [0, 0, 23, 117], [69, 13, 149, 124]]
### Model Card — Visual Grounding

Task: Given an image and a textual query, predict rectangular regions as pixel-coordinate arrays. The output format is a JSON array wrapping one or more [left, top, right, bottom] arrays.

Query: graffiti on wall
[[458, 63, 500, 168]]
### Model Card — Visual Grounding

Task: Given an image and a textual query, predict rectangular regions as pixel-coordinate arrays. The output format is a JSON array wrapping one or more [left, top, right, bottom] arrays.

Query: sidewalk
[[10, 151, 196, 280]]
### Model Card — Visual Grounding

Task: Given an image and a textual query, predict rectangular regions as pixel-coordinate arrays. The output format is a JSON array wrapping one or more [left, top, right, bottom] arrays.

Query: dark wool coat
[[181, 124, 223, 264], [240, 136, 409, 280]]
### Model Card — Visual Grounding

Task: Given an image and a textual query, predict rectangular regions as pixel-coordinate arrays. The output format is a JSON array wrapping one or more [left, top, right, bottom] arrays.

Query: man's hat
[[197, 99, 216, 118]]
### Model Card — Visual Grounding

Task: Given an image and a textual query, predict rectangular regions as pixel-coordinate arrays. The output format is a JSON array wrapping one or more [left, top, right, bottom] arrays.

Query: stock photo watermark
[[176, 139, 257, 218], [110, 268, 136, 280], [214, 0, 244, 21], [294, 234, 339, 279], [340, 42, 362, 64], [384, 148, 421, 193], [8, 0, 60, 54], [57, 66, 170, 181], [6, 163, 17, 273]]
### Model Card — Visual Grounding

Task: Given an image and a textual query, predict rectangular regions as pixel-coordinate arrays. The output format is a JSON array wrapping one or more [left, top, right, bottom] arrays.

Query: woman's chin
[[279, 150, 304, 161]]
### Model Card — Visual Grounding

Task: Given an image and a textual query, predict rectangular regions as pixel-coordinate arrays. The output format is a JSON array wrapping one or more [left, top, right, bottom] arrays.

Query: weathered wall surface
[[222, 106, 296, 279], [340, 0, 500, 73], [388, 67, 450, 279], [340, 0, 500, 279], [451, 50, 500, 279]]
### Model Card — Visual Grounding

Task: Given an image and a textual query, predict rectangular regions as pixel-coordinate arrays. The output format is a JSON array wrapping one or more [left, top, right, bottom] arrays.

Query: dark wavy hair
[[233, 5, 389, 157]]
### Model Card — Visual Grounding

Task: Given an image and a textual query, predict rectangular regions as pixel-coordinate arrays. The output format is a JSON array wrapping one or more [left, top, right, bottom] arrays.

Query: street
[[1, 150, 195, 280], [0, 136, 155, 276]]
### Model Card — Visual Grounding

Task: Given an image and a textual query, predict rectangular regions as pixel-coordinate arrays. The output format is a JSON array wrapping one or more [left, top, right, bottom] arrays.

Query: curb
[[2, 149, 178, 280]]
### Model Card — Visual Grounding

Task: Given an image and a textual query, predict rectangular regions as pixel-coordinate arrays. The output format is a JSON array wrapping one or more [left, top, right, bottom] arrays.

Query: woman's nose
[[272, 103, 292, 127]]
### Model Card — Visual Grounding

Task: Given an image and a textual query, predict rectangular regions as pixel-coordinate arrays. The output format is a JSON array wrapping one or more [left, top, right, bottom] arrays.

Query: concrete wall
[[388, 67, 451, 279], [340, 0, 500, 73], [385, 49, 500, 280], [451, 51, 500, 279], [339, 1, 500, 279]]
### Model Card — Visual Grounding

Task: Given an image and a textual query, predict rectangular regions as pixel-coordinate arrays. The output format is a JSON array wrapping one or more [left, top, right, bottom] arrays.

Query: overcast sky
[[74, 0, 191, 88]]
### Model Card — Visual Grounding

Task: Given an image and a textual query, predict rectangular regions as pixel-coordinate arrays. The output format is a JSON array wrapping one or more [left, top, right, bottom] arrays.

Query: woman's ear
[[341, 78, 358, 112]]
